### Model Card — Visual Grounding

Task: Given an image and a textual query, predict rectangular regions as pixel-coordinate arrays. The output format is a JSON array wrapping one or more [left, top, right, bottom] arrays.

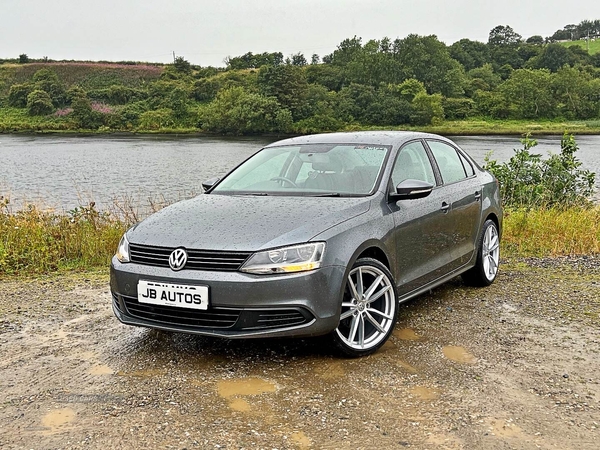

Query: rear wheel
[[462, 219, 500, 287], [332, 258, 398, 357]]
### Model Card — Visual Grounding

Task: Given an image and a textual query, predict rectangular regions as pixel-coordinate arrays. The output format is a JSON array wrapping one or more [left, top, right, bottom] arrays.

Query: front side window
[[391, 141, 436, 188], [427, 140, 467, 185], [212, 144, 390, 196]]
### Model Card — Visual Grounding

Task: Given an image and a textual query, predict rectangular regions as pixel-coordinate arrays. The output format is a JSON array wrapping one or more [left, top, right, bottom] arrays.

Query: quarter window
[[427, 140, 467, 184]]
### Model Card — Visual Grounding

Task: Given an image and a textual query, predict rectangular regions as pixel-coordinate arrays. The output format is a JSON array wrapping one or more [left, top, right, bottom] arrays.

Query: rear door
[[425, 139, 482, 268]]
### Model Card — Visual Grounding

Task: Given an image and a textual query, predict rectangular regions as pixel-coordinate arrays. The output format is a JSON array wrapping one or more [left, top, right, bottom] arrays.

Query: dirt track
[[1, 258, 599, 449]]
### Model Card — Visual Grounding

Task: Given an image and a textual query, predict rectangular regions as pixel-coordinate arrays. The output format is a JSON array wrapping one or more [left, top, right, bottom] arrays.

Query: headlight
[[115, 233, 130, 263], [240, 242, 326, 274]]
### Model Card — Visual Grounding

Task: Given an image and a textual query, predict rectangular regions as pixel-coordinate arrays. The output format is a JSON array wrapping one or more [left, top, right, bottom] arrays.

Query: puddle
[[394, 359, 419, 374], [442, 346, 476, 364], [394, 328, 421, 341], [217, 377, 277, 398], [88, 364, 114, 375], [314, 360, 346, 380], [290, 430, 311, 449], [41, 408, 76, 434], [117, 369, 166, 378], [410, 386, 440, 400], [228, 398, 252, 412], [64, 315, 90, 326]]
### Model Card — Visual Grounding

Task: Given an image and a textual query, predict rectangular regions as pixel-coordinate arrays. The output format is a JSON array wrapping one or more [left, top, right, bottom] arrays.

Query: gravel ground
[[0, 258, 599, 450]]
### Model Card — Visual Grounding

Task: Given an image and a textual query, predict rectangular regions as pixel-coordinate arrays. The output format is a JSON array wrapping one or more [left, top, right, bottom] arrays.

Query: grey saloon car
[[110, 131, 502, 356]]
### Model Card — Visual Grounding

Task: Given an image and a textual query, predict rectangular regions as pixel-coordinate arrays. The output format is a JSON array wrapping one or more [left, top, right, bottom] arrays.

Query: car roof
[[264, 131, 448, 148]]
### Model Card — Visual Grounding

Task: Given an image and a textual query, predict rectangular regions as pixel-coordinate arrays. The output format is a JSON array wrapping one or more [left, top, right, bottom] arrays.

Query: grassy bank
[[1, 200, 598, 277], [2, 106, 600, 136]]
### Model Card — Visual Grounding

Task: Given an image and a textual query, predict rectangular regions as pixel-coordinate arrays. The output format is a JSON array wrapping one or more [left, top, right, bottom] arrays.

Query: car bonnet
[[128, 194, 371, 252]]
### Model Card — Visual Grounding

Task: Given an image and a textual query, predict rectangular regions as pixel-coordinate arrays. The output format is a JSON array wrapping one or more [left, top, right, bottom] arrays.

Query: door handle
[[441, 202, 450, 213], [474, 191, 481, 201]]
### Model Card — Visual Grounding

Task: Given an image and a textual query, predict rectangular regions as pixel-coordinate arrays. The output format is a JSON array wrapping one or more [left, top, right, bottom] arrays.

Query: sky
[[1, 0, 598, 66]]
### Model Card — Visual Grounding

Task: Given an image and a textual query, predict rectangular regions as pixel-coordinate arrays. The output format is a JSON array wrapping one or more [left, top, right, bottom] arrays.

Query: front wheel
[[462, 219, 500, 287], [332, 258, 399, 357]]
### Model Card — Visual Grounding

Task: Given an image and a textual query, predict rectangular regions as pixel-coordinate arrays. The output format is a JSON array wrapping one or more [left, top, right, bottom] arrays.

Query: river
[[1, 134, 599, 212]]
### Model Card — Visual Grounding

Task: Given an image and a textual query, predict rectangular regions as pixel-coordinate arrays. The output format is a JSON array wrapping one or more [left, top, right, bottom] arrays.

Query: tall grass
[[0, 200, 126, 275], [1, 195, 598, 276], [503, 207, 600, 257]]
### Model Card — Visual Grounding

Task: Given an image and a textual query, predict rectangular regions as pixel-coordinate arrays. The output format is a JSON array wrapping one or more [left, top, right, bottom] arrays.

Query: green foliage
[[18, 54, 29, 64], [88, 85, 147, 105], [8, 83, 33, 107], [449, 39, 491, 71], [139, 108, 175, 130], [201, 86, 292, 134], [410, 93, 444, 125], [0, 201, 125, 275], [173, 56, 192, 74], [443, 97, 475, 120], [26, 90, 54, 115], [32, 68, 66, 106], [485, 133, 596, 208], [71, 96, 104, 129], [258, 64, 308, 120], [497, 69, 555, 118]]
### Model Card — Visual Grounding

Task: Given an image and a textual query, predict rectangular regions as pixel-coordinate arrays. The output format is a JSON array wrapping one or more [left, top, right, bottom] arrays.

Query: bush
[[8, 83, 33, 107], [71, 96, 104, 129], [139, 108, 175, 130], [201, 86, 292, 134], [410, 93, 444, 125], [443, 97, 475, 120], [26, 90, 54, 115], [485, 133, 596, 208]]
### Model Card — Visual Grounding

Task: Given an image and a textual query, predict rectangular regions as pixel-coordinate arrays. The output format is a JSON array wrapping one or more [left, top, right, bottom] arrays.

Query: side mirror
[[390, 179, 434, 200], [202, 177, 220, 192]]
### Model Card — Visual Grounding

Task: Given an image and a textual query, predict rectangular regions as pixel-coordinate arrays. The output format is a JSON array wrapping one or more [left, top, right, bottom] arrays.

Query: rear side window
[[427, 140, 467, 185], [458, 151, 475, 176]]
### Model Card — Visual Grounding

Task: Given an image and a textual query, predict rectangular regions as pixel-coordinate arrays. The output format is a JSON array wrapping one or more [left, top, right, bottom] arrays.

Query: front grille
[[122, 295, 240, 328], [129, 243, 251, 271], [118, 294, 314, 331]]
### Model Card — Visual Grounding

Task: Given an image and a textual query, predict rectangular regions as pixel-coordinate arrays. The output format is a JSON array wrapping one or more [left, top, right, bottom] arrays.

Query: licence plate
[[137, 280, 209, 310]]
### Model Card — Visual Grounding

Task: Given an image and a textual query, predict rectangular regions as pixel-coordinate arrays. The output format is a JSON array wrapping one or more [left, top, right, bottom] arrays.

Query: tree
[[201, 86, 292, 134], [468, 64, 502, 92], [532, 44, 574, 72], [32, 68, 66, 106], [26, 90, 54, 115], [257, 64, 308, 120], [449, 39, 491, 71], [410, 93, 444, 125], [290, 53, 307, 66], [393, 34, 466, 95], [498, 69, 555, 118], [488, 25, 522, 47], [18, 54, 29, 64], [173, 56, 192, 74], [550, 66, 592, 119], [526, 35, 544, 45], [310, 54, 320, 65]]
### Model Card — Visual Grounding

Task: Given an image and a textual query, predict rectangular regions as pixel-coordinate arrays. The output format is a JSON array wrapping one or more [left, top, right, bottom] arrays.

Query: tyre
[[332, 257, 399, 357], [462, 219, 500, 287]]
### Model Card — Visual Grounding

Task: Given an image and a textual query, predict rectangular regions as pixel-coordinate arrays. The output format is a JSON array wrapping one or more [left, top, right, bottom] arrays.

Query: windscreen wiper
[[311, 193, 341, 197]]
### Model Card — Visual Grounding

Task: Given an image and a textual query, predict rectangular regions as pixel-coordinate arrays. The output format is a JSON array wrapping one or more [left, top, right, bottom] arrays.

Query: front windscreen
[[212, 144, 390, 197]]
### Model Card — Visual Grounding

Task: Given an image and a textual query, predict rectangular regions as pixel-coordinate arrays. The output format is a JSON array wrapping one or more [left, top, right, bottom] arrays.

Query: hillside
[[560, 39, 600, 55]]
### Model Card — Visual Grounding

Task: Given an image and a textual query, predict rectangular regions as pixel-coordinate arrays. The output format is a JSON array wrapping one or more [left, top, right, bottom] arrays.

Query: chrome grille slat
[[129, 243, 251, 271]]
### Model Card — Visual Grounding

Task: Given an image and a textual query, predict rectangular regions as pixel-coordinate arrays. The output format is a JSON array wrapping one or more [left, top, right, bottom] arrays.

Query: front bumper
[[110, 256, 345, 338]]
